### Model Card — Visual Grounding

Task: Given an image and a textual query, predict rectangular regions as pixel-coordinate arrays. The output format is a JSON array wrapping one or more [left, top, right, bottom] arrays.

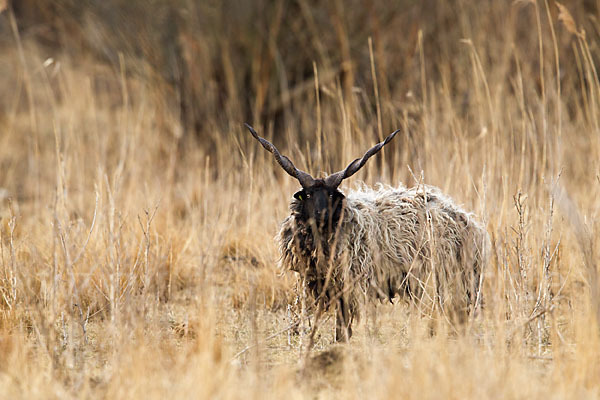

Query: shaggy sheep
[[246, 124, 489, 341]]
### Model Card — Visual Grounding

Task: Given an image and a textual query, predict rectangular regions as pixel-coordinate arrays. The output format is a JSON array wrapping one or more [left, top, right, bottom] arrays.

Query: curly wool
[[278, 183, 489, 323]]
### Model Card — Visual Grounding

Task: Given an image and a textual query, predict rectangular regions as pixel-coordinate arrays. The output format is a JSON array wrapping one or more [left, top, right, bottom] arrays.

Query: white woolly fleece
[[278, 182, 490, 324]]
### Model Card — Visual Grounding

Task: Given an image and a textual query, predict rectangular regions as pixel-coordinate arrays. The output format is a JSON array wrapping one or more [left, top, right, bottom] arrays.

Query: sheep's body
[[278, 183, 489, 333], [245, 123, 488, 339]]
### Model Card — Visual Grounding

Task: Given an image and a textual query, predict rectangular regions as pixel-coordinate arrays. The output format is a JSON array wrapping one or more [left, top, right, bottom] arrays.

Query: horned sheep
[[246, 124, 489, 342]]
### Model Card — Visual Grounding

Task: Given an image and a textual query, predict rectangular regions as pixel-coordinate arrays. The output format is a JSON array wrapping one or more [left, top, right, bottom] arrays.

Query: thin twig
[[71, 191, 100, 266]]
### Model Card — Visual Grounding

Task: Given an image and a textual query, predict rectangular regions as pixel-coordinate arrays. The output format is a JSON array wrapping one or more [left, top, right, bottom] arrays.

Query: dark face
[[293, 182, 346, 233]]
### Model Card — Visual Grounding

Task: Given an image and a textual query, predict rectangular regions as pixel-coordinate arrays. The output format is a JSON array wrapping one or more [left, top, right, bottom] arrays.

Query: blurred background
[[1, 0, 599, 208], [2, 1, 600, 177], [3, 0, 599, 173]]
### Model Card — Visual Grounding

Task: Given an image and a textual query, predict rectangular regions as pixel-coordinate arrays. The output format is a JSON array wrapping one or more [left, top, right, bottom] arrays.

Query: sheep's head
[[292, 180, 346, 233], [245, 123, 399, 232]]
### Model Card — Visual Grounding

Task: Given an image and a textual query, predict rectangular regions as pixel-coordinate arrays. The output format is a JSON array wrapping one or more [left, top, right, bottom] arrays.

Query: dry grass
[[1, 1, 600, 398]]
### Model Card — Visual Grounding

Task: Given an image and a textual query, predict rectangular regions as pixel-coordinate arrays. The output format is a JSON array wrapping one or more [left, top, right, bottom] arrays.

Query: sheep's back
[[344, 184, 488, 316]]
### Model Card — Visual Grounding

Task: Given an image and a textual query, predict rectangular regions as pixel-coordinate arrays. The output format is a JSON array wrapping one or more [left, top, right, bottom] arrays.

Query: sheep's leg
[[335, 298, 352, 342]]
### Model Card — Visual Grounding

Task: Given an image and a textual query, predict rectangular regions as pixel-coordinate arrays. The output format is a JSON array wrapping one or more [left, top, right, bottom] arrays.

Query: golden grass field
[[1, 1, 600, 398]]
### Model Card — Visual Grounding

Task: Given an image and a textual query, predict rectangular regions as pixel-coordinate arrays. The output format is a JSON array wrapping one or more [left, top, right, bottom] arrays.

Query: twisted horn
[[325, 129, 400, 188], [245, 123, 315, 188]]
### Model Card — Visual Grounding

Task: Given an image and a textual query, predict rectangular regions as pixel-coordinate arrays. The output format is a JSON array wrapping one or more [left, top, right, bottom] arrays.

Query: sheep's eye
[[306, 193, 311, 199], [294, 191, 306, 201]]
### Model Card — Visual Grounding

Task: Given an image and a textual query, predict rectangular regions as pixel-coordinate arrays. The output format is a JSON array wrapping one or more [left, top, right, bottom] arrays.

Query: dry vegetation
[[0, 0, 600, 398]]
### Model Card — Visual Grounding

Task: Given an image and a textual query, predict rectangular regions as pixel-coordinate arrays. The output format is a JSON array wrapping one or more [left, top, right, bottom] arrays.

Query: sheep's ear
[[294, 190, 306, 201], [333, 190, 346, 200]]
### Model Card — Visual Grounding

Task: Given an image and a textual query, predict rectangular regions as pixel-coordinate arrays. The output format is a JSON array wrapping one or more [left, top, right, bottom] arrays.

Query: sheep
[[245, 124, 489, 342]]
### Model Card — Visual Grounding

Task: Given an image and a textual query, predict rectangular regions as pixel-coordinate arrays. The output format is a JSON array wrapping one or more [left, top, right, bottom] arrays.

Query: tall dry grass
[[0, 0, 600, 398]]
